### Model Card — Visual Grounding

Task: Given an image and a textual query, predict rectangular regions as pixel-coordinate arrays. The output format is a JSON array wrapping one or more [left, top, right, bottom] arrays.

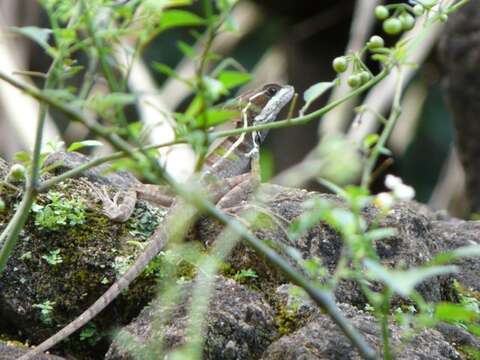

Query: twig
[[0, 6, 81, 272], [361, 68, 404, 188]]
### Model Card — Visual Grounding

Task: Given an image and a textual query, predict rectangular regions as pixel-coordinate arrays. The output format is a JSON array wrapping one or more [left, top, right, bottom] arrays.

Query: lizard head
[[251, 83, 294, 125], [243, 83, 295, 146], [232, 83, 293, 132], [239, 84, 294, 124]]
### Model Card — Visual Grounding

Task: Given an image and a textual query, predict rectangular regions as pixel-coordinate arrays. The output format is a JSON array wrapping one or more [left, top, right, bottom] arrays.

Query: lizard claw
[[112, 191, 121, 206], [245, 147, 259, 159], [81, 179, 136, 222]]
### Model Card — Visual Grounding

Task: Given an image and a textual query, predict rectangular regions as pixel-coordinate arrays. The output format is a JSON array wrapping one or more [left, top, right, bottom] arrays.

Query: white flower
[[385, 174, 402, 190], [384, 174, 415, 200], [394, 183, 415, 200], [374, 192, 394, 209]]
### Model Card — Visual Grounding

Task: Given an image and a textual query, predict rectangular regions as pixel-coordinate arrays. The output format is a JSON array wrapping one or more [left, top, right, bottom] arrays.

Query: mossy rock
[[0, 175, 166, 358]]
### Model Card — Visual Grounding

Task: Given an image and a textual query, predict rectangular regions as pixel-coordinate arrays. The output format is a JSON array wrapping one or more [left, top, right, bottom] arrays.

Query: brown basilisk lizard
[[20, 83, 294, 359]]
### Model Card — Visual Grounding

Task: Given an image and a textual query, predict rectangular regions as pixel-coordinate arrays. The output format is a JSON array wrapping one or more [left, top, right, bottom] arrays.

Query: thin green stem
[[37, 138, 180, 192], [211, 68, 389, 140], [0, 69, 139, 157], [380, 289, 393, 360], [82, 0, 121, 92], [445, 0, 471, 14], [78, 55, 99, 101], [0, 7, 80, 273], [194, 25, 218, 172], [361, 68, 404, 189], [0, 184, 36, 272], [0, 65, 389, 176]]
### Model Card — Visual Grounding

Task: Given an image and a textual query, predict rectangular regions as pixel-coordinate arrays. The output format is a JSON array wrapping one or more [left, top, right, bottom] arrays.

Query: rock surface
[[261, 303, 462, 360], [0, 341, 65, 360], [105, 276, 278, 360], [0, 154, 479, 359]]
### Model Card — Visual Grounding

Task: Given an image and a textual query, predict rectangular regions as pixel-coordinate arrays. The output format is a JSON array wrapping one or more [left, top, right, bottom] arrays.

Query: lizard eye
[[265, 86, 279, 97]]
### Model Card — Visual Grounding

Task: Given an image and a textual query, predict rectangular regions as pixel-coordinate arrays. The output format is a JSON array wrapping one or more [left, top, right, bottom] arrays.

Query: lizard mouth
[[254, 85, 295, 124]]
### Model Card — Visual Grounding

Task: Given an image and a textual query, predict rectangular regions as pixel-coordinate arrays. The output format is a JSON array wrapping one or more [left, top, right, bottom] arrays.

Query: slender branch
[[0, 185, 36, 271], [0, 65, 389, 152], [446, 0, 471, 14], [194, 23, 220, 172], [211, 67, 389, 140], [380, 289, 393, 360], [0, 69, 142, 160], [0, 7, 81, 273], [37, 138, 180, 192], [361, 68, 404, 189], [82, 0, 121, 92]]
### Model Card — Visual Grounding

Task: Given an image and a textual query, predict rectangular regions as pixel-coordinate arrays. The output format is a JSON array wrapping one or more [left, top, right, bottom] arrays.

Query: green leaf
[[223, 13, 239, 33], [234, 268, 258, 282], [185, 95, 202, 117], [430, 245, 480, 265], [364, 228, 397, 242], [14, 151, 32, 165], [363, 134, 379, 150], [435, 303, 479, 323], [467, 324, 480, 337], [89, 93, 136, 114], [43, 89, 76, 102], [10, 26, 52, 51], [203, 76, 227, 100], [174, 112, 195, 125], [217, 71, 251, 89], [303, 82, 335, 103], [344, 185, 370, 209], [260, 148, 274, 181], [197, 109, 239, 127], [451, 245, 480, 258], [216, 0, 237, 12], [143, 0, 192, 11], [378, 146, 392, 156], [177, 41, 195, 58], [159, 10, 206, 31], [185, 78, 227, 117], [364, 259, 457, 297], [289, 198, 332, 239], [327, 208, 357, 234], [67, 140, 104, 152], [152, 62, 179, 79]]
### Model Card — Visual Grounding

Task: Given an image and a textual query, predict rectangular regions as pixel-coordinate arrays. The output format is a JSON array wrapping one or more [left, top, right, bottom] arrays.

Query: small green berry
[[367, 35, 385, 49], [400, 13, 415, 31], [383, 18, 402, 35], [413, 4, 424, 16], [420, 0, 436, 10], [360, 71, 371, 84], [374, 5, 389, 20], [333, 56, 348, 73], [7, 164, 26, 183], [439, 14, 448, 22], [347, 75, 361, 88]]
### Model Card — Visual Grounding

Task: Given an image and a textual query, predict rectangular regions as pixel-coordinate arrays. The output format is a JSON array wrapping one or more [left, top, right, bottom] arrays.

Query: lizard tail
[[19, 226, 169, 360]]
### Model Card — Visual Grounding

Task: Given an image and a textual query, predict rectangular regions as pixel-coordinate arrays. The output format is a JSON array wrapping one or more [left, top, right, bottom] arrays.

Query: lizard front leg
[[215, 152, 262, 209], [84, 182, 137, 223], [85, 182, 175, 223]]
